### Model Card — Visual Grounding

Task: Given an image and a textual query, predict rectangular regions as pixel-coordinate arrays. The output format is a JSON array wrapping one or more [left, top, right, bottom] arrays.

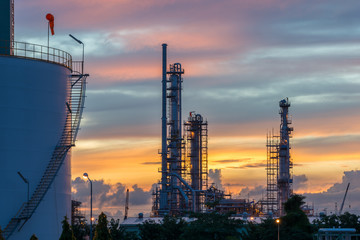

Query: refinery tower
[[0, 1, 87, 239], [265, 98, 293, 216], [152, 44, 208, 216]]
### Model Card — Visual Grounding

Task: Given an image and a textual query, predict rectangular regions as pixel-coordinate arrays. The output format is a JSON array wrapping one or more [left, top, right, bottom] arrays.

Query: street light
[[83, 173, 93, 240], [69, 34, 84, 74], [276, 218, 280, 240]]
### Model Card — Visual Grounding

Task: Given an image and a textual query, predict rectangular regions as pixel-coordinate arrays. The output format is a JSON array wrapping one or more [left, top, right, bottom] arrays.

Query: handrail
[[0, 40, 72, 70]]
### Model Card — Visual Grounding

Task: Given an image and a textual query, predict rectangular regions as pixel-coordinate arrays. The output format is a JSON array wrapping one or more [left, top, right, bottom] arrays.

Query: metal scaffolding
[[184, 112, 208, 212], [265, 130, 279, 215], [264, 98, 293, 217]]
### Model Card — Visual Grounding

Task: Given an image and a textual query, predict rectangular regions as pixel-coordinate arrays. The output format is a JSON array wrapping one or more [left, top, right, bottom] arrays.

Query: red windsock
[[46, 13, 55, 35]]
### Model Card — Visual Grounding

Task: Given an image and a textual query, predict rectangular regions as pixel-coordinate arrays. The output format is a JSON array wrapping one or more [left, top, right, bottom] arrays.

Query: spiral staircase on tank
[[3, 61, 88, 239]]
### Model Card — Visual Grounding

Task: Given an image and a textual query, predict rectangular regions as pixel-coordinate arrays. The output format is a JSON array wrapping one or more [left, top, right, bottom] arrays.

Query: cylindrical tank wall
[[0, 56, 71, 239]]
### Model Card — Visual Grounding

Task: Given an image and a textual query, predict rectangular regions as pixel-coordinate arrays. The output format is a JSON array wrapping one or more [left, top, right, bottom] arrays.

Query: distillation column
[[167, 63, 185, 213], [156, 44, 188, 215], [184, 112, 208, 212], [278, 98, 293, 216]]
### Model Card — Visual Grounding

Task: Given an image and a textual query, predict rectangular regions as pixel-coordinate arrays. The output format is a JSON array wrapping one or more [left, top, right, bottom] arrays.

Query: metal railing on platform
[[0, 40, 72, 70]]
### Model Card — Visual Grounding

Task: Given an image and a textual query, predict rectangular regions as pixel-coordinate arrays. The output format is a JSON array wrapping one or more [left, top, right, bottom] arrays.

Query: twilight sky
[[14, 0, 360, 218]]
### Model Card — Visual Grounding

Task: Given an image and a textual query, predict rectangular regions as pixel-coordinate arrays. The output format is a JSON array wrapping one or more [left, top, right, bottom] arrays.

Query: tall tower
[[167, 62, 185, 214], [265, 98, 293, 216], [277, 98, 293, 216], [184, 112, 208, 212], [157, 44, 186, 215], [154, 44, 199, 216]]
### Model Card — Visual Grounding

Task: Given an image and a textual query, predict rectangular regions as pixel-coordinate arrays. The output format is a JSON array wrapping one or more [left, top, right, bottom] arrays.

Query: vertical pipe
[[160, 43, 168, 211]]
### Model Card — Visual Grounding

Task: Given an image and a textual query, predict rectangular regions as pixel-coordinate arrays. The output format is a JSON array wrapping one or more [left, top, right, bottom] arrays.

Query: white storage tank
[[0, 52, 73, 239], [0, 1, 87, 239]]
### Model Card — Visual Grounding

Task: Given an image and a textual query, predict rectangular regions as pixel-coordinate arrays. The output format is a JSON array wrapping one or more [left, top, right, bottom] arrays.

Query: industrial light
[[69, 34, 83, 44], [82, 172, 93, 240], [69, 34, 84, 74]]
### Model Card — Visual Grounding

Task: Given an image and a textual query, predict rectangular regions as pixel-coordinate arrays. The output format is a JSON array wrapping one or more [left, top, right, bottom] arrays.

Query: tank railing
[[0, 40, 72, 69], [72, 61, 83, 74]]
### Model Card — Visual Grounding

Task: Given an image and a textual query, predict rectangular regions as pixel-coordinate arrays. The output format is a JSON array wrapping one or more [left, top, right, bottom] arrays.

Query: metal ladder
[[3, 66, 88, 239]]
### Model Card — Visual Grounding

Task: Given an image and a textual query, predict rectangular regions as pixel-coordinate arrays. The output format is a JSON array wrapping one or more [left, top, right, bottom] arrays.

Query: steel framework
[[153, 45, 210, 216], [184, 112, 208, 212], [265, 130, 279, 214], [264, 98, 293, 216]]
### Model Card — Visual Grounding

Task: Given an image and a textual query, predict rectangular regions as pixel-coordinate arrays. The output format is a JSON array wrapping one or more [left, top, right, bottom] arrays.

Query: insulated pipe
[[160, 43, 168, 211], [169, 172, 196, 212], [174, 186, 189, 207]]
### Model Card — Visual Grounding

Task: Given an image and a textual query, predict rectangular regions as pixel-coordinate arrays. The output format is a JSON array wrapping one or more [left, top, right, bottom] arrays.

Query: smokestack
[[160, 43, 168, 210]]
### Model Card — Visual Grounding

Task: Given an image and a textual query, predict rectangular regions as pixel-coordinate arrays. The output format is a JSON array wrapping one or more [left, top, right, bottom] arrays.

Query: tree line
[[0, 194, 359, 239]]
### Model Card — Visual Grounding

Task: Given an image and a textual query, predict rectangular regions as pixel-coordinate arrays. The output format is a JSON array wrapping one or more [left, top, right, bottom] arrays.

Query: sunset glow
[[14, 0, 360, 218]]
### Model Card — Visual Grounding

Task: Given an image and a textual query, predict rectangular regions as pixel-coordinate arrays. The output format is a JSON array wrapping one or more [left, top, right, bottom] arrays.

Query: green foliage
[[313, 212, 360, 233], [245, 194, 313, 240], [72, 221, 89, 240], [280, 194, 313, 240], [109, 218, 124, 240], [93, 212, 112, 240], [161, 215, 188, 240], [138, 219, 163, 240], [284, 194, 306, 214], [181, 212, 245, 240], [30, 234, 38, 240], [139, 213, 245, 240], [243, 218, 277, 240], [339, 212, 360, 232], [0, 226, 5, 240], [59, 216, 76, 240], [109, 218, 140, 240]]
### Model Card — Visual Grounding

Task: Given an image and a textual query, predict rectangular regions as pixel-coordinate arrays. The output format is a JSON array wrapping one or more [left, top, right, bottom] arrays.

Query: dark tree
[[161, 215, 187, 240], [72, 221, 89, 240], [93, 212, 112, 240], [245, 194, 314, 240], [181, 212, 245, 240], [244, 218, 277, 240], [339, 212, 360, 232], [138, 219, 163, 240], [59, 216, 76, 240], [109, 218, 124, 240], [313, 212, 360, 233], [280, 194, 313, 240], [30, 234, 38, 240]]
